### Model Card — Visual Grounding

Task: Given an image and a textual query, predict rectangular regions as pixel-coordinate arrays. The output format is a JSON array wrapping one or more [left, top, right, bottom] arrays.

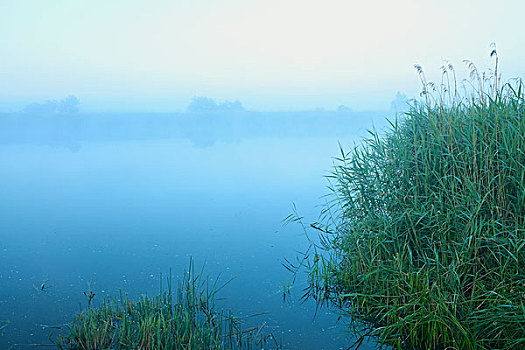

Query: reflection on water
[[0, 134, 381, 349]]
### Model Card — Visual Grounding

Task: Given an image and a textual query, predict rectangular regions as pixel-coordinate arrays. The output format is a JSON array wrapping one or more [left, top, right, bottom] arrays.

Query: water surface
[[0, 119, 384, 349]]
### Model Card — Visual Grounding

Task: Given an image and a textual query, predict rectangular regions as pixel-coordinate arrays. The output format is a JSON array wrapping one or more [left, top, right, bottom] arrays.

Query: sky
[[0, 0, 523, 112]]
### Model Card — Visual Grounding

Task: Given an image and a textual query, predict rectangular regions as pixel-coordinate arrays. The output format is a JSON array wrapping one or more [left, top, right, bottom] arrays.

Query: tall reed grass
[[56, 260, 276, 349], [287, 53, 525, 349]]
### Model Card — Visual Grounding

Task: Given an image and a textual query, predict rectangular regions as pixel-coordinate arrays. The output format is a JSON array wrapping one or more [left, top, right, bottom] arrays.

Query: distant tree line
[[18, 93, 408, 115], [24, 95, 80, 114], [187, 97, 244, 112]]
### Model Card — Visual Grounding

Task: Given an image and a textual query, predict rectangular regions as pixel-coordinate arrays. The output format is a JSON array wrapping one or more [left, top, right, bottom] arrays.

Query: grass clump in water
[[288, 52, 525, 349], [56, 260, 275, 350], [0, 320, 9, 337]]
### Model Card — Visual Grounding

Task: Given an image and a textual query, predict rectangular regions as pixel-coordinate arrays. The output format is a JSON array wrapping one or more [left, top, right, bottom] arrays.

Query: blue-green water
[[0, 135, 379, 349]]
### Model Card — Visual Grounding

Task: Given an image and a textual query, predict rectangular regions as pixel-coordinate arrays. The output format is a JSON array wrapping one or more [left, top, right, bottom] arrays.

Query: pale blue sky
[[0, 0, 523, 112]]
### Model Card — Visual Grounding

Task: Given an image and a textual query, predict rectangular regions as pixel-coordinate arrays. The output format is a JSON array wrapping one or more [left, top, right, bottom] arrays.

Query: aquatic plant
[[0, 320, 9, 337], [287, 50, 525, 349], [56, 260, 277, 349]]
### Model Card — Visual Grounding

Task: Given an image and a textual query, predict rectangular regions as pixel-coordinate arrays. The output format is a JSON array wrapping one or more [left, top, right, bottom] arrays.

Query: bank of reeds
[[288, 55, 525, 349], [56, 261, 275, 350]]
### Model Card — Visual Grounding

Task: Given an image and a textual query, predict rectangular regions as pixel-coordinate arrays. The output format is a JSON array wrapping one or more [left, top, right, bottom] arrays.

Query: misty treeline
[[23, 95, 80, 114], [17, 94, 408, 115], [0, 95, 410, 149]]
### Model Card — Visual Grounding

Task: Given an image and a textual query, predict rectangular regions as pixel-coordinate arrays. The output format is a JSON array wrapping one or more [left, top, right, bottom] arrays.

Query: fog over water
[[1, 109, 388, 349], [1, 1, 524, 113]]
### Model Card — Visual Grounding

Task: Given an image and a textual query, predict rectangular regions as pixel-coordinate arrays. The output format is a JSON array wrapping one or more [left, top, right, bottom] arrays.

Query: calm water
[[0, 134, 380, 349]]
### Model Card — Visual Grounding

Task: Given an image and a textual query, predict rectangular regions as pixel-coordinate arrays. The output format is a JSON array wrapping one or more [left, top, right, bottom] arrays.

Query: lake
[[0, 113, 385, 349]]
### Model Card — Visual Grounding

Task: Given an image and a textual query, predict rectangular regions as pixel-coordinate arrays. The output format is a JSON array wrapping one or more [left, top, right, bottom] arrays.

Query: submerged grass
[[56, 260, 276, 350], [0, 320, 9, 336], [287, 53, 525, 349]]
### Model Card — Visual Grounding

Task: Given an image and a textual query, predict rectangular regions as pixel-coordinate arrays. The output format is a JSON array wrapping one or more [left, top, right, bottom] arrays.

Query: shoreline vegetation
[[286, 51, 525, 349], [54, 260, 277, 350]]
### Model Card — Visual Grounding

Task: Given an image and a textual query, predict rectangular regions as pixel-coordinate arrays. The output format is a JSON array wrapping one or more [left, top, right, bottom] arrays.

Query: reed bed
[[288, 56, 525, 349], [56, 261, 275, 350]]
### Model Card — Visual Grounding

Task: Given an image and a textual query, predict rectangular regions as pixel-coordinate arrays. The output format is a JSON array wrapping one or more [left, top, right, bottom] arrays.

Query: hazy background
[[0, 1, 523, 349], [1, 0, 524, 113]]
